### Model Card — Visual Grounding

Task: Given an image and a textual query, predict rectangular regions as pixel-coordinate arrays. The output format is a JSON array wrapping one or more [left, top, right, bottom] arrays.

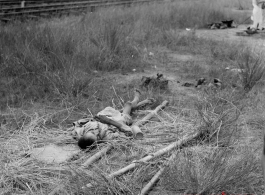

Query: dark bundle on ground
[[207, 20, 236, 29], [140, 73, 169, 90]]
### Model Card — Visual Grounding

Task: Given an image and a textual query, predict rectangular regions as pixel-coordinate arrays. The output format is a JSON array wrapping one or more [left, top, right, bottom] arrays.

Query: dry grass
[[0, 0, 254, 107], [1, 0, 265, 194], [236, 48, 265, 92], [161, 146, 261, 194]]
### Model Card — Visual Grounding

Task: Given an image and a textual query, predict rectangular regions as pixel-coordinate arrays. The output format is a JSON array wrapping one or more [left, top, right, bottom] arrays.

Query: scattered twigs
[[134, 100, 169, 127], [81, 144, 113, 168], [139, 152, 177, 195]]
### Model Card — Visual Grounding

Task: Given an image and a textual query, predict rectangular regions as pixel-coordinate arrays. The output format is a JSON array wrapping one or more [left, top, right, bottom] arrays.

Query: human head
[[78, 133, 97, 149]]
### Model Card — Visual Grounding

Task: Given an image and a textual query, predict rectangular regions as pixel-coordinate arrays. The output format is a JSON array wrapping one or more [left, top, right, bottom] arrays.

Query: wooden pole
[[85, 131, 201, 188], [134, 100, 169, 127], [139, 152, 177, 195], [108, 131, 201, 178], [81, 145, 113, 168]]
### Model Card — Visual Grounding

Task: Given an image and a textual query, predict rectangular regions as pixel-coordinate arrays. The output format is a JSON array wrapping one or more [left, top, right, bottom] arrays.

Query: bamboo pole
[[81, 144, 113, 168], [85, 131, 201, 188], [131, 125, 144, 139], [134, 100, 169, 127], [108, 131, 201, 178], [139, 167, 165, 195], [139, 152, 177, 195]]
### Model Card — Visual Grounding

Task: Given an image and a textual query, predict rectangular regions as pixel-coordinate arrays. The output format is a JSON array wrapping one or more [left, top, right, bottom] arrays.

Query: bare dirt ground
[[196, 24, 265, 50]]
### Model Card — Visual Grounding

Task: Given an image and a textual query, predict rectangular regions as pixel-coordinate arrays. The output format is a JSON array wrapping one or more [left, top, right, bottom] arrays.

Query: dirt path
[[196, 24, 265, 50]]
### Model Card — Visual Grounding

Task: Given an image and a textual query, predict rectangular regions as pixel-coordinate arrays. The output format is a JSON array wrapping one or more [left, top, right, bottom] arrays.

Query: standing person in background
[[250, 0, 265, 30]]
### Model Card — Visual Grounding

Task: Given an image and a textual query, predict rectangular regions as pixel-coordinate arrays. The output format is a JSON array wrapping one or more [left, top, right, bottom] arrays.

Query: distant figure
[[250, 0, 264, 30], [21, 0, 25, 8]]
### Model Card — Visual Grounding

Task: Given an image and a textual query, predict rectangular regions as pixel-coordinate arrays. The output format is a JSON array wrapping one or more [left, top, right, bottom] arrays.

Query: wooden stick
[[81, 145, 113, 168], [131, 100, 168, 139], [85, 131, 203, 188], [108, 131, 201, 178], [139, 152, 177, 195], [134, 100, 169, 127], [131, 125, 144, 139], [139, 167, 165, 195]]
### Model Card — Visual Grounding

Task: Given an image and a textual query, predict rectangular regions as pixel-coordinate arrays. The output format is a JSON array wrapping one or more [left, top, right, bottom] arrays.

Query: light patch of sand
[[31, 144, 80, 164]]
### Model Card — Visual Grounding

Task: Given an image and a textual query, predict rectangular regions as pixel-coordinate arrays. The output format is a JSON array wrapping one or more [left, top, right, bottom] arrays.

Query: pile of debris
[[207, 20, 237, 30]]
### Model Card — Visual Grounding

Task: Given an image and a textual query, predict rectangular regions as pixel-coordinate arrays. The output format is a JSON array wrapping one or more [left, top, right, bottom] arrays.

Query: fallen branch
[[81, 144, 113, 168], [134, 100, 169, 127], [139, 152, 177, 195]]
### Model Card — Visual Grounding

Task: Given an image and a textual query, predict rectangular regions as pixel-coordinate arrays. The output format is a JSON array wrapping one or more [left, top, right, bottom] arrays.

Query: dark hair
[[78, 136, 96, 149]]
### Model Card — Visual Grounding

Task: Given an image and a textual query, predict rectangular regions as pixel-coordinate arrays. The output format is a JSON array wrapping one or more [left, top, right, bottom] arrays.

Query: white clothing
[[251, 0, 264, 29]]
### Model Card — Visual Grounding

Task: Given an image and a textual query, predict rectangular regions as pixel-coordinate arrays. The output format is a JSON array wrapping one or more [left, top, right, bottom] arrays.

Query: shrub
[[237, 48, 265, 92]]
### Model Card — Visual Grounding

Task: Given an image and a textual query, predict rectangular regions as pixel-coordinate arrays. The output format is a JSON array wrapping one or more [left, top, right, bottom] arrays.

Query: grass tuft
[[237, 48, 265, 92]]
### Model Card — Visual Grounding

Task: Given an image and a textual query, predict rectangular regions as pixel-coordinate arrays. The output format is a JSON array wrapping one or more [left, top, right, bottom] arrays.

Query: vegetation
[[1, 0, 265, 194]]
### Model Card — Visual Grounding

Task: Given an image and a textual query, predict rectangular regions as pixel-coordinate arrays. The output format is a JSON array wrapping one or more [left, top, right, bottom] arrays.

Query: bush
[[237, 48, 265, 92]]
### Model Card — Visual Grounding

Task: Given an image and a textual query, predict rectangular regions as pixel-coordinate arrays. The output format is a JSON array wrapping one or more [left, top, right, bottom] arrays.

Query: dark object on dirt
[[222, 20, 234, 28], [245, 28, 258, 35], [208, 22, 225, 29], [195, 78, 206, 87], [140, 73, 169, 90], [207, 20, 236, 29], [182, 82, 194, 87], [213, 78, 222, 88], [78, 136, 97, 149], [236, 31, 251, 36]]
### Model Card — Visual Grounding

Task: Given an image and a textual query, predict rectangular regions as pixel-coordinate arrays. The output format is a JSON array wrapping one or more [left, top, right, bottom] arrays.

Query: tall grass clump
[[161, 146, 261, 194], [195, 88, 241, 147], [236, 48, 265, 92], [0, 13, 141, 107]]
